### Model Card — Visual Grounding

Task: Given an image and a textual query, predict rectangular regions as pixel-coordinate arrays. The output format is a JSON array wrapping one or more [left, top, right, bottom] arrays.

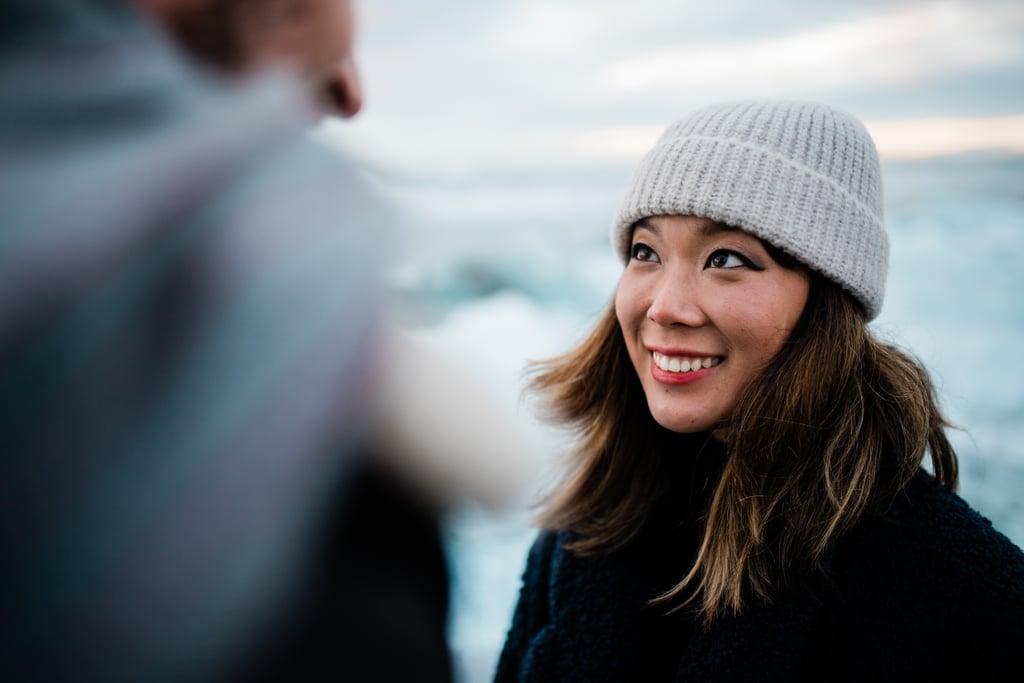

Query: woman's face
[[615, 215, 810, 437]]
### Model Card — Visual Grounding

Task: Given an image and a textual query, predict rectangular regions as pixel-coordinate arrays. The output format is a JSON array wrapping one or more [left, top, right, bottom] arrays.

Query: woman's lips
[[649, 350, 721, 385]]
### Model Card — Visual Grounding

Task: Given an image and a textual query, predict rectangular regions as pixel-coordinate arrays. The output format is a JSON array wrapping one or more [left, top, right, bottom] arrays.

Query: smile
[[651, 351, 721, 374]]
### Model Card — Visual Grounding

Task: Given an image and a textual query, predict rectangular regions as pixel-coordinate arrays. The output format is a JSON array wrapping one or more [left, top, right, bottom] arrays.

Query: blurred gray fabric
[[0, 1, 393, 679]]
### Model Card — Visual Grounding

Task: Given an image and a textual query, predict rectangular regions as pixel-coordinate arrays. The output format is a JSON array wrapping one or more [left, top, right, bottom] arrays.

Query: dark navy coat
[[496, 469, 1024, 682]]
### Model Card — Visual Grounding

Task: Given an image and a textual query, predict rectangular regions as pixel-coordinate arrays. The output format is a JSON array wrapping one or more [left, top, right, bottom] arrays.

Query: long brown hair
[[527, 273, 958, 625]]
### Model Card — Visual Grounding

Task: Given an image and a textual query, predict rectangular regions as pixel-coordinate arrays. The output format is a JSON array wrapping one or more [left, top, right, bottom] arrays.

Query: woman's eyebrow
[[632, 218, 658, 235], [632, 217, 741, 238], [699, 220, 740, 237]]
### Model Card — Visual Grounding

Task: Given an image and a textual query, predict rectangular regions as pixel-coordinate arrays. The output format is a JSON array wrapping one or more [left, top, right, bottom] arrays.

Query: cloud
[[316, 112, 1024, 187], [605, 0, 1024, 94], [864, 115, 1024, 159], [323, 0, 1024, 179], [521, 114, 1024, 163]]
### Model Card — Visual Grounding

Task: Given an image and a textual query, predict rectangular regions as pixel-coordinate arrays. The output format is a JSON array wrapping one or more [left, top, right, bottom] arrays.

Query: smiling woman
[[492, 99, 1024, 682], [616, 216, 810, 436]]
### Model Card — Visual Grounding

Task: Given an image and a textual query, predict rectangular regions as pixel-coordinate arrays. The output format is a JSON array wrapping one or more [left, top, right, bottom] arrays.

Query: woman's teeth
[[652, 351, 720, 373]]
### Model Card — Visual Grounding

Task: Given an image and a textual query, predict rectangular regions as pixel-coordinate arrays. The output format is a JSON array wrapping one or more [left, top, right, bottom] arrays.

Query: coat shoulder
[[830, 472, 1024, 633]]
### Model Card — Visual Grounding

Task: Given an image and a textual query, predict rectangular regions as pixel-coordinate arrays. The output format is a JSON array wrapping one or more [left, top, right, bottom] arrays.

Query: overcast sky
[[316, 0, 1024, 180]]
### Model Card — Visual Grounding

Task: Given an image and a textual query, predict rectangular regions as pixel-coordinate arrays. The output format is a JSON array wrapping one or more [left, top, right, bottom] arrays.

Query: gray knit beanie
[[612, 99, 888, 320]]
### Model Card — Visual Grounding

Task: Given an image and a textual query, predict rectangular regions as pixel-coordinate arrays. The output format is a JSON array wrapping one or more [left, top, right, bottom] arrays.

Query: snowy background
[[314, 1, 1024, 681]]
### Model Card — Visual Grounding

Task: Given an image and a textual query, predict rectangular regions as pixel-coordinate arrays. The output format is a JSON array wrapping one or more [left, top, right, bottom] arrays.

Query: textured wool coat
[[495, 457, 1024, 682]]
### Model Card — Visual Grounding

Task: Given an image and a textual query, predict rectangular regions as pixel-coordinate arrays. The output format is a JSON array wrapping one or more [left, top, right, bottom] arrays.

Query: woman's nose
[[647, 274, 707, 327]]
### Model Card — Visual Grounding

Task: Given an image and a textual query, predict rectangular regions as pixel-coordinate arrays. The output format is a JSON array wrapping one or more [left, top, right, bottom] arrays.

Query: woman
[[494, 100, 1024, 681]]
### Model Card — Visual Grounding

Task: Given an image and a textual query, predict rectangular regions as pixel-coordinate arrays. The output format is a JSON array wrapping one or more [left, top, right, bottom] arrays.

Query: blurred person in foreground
[[0, 0, 531, 680], [495, 100, 1024, 682]]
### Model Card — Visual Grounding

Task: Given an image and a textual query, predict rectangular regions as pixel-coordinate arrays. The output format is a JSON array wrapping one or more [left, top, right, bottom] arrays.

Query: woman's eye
[[630, 242, 658, 262], [707, 249, 754, 270]]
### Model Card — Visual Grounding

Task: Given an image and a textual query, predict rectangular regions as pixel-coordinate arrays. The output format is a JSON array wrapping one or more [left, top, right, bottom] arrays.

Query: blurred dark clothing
[[228, 457, 453, 683], [496, 466, 1024, 682], [0, 1, 452, 681]]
